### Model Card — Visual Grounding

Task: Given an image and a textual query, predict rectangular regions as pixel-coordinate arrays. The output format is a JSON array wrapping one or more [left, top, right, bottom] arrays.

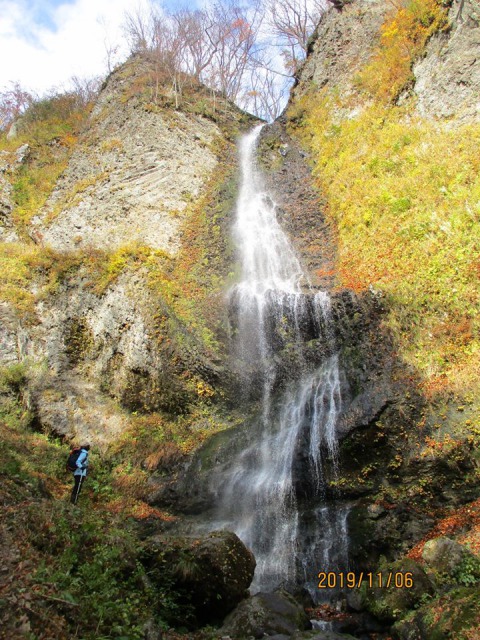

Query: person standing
[[70, 444, 90, 505]]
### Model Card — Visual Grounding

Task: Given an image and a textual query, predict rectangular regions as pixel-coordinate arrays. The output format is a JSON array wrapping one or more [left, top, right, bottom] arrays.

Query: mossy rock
[[64, 317, 93, 365], [144, 530, 255, 625], [393, 586, 480, 640], [422, 537, 480, 585], [219, 590, 309, 639], [363, 558, 434, 623]]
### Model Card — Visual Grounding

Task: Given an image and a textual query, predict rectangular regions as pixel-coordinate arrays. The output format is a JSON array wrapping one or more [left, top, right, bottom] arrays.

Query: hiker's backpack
[[66, 447, 82, 473]]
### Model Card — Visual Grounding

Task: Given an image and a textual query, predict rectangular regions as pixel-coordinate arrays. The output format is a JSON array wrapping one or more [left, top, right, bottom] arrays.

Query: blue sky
[[0, 0, 158, 93], [28, 0, 75, 31]]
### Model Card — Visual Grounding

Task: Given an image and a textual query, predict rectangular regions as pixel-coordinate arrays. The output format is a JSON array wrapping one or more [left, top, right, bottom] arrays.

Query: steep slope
[[1, 3, 479, 638], [0, 56, 255, 444], [285, 0, 480, 637], [0, 57, 259, 639], [30, 57, 222, 254]]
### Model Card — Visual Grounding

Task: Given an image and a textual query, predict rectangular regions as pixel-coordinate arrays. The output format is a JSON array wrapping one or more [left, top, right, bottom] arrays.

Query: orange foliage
[[357, 0, 449, 102], [407, 498, 480, 561], [105, 496, 177, 522]]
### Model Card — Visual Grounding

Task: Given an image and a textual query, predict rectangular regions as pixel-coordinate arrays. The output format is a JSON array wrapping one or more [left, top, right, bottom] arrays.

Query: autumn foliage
[[357, 0, 449, 102]]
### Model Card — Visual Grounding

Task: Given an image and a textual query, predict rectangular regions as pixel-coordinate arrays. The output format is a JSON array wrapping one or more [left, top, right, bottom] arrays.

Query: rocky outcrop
[[362, 558, 434, 623], [0, 56, 253, 445], [297, 0, 480, 125], [0, 303, 25, 364], [0, 145, 28, 242], [31, 57, 224, 254], [257, 121, 335, 290], [15, 266, 224, 442], [293, 0, 388, 101], [414, 0, 480, 123], [422, 536, 480, 577]]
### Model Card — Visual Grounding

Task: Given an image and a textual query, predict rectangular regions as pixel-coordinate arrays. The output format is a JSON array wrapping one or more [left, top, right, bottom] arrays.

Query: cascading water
[[213, 124, 348, 598]]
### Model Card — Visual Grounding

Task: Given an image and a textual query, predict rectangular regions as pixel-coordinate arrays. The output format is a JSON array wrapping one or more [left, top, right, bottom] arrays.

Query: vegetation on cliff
[[1, 1, 479, 638], [286, 1, 480, 636], [289, 0, 479, 403], [0, 59, 255, 638]]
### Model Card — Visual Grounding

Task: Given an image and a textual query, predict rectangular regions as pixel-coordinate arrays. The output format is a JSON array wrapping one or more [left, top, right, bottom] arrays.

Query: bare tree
[[245, 66, 289, 121], [0, 82, 34, 132], [267, 0, 329, 72], [206, 0, 264, 103], [172, 9, 218, 82], [98, 15, 121, 75], [121, 0, 328, 120], [123, 6, 153, 54], [70, 75, 102, 109]]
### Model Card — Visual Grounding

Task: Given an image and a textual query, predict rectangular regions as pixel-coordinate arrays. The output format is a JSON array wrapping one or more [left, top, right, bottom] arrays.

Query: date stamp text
[[317, 571, 414, 590]]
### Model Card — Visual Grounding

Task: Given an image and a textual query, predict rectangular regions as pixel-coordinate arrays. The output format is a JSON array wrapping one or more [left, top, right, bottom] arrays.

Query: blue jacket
[[74, 449, 89, 477]]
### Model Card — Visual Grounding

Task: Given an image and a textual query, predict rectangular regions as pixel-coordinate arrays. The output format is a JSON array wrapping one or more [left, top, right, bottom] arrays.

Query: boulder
[[145, 530, 255, 624], [422, 537, 480, 580], [363, 558, 434, 623], [393, 585, 480, 640], [293, 633, 356, 640], [219, 590, 309, 638]]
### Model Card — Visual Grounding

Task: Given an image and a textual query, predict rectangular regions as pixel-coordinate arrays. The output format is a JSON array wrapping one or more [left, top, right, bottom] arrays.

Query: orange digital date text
[[317, 571, 414, 589]]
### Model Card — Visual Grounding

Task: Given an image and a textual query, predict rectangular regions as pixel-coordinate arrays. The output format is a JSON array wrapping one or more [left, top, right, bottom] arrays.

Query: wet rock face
[[414, 0, 480, 123], [257, 121, 336, 291], [151, 287, 396, 516], [219, 590, 310, 638], [144, 530, 255, 625]]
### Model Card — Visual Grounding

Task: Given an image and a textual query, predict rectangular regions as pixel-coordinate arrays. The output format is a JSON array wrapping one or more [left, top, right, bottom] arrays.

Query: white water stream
[[214, 125, 348, 595]]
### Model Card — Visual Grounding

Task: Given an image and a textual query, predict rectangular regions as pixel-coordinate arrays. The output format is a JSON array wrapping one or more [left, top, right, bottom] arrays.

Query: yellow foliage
[[0, 243, 62, 316], [356, 0, 449, 102], [0, 242, 100, 318], [289, 91, 480, 393], [196, 380, 215, 398], [91, 242, 171, 295]]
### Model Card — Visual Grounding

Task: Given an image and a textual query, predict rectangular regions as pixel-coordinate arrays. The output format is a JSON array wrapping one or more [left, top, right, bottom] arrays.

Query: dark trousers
[[71, 474, 85, 505]]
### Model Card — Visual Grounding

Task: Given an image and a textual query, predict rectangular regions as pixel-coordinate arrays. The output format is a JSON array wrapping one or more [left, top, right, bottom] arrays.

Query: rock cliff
[[281, 1, 480, 636], [414, 0, 480, 122], [1, 56, 255, 443], [31, 57, 224, 253], [0, 2, 479, 638]]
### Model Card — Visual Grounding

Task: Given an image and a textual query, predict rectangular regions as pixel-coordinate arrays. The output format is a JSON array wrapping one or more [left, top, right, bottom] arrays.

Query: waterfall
[[213, 125, 348, 596]]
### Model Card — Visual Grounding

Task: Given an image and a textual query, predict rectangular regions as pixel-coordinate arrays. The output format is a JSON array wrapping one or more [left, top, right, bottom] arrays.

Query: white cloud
[[0, 0, 152, 95]]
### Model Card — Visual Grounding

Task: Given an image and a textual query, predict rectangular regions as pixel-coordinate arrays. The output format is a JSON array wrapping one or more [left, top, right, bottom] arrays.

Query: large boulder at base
[[422, 537, 480, 579], [144, 530, 255, 624], [219, 590, 310, 638]]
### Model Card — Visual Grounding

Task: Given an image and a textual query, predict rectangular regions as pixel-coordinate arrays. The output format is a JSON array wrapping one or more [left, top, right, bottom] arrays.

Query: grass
[[0, 364, 185, 639], [288, 0, 480, 399], [1, 91, 94, 234], [0, 242, 85, 318]]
